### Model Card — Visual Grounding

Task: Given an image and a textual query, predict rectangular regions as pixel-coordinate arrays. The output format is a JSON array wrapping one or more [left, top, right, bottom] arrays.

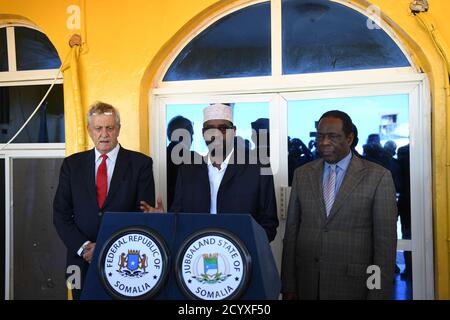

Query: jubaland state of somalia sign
[[98, 227, 169, 299], [176, 228, 251, 300]]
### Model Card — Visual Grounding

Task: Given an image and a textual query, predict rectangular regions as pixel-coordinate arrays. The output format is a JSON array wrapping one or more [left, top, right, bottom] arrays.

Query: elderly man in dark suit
[[142, 103, 278, 242], [281, 110, 397, 300], [53, 101, 155, 299]]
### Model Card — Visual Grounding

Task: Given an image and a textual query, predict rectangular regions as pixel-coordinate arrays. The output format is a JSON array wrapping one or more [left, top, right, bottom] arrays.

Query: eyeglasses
[[202, 125, 235, 134]]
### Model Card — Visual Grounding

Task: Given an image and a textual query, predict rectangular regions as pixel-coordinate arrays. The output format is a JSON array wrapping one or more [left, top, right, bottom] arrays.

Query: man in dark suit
[[53, 101, 155, 299], [142, 103, 278, 242], [281, 110, 397, 299]]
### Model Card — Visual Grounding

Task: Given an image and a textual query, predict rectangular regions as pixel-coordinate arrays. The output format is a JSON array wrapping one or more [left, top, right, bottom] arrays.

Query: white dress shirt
[[207, 149, 234, 214], [77, 144, 120, 256], [94, 143, 120, 194], [322, 151, 352, 194]]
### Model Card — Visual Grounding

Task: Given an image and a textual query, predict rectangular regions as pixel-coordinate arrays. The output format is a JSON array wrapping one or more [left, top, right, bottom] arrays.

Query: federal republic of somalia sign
[[98, 227, 169, 299], [176, 228, 251, 300]]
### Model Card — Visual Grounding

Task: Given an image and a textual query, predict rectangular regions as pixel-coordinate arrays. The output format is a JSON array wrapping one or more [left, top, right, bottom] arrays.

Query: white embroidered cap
[[203, 103, 233, 123]]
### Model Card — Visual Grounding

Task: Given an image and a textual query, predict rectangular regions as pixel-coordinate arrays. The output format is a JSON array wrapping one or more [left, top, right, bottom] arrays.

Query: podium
[[81, 212, 280, 300]]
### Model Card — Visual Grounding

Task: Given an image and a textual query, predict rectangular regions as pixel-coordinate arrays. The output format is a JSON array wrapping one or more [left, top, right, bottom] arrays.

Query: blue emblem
[[116, 250, 148, 278], [127, 252, 140, 271]]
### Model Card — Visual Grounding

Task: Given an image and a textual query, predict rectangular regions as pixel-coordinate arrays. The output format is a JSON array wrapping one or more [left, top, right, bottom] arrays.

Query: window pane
[[0, 84, 65, 143], [15, 27, 61, 71], [0, 28, 8, 71], [287, 95, 410, 237], [282, 0, 410, 74], [13, 158, 66, 299], [164, 2, 271, 81], [165, 102, 269, 209]]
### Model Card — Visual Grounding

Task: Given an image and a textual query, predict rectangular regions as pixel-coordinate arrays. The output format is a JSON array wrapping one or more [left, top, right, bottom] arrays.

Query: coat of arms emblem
[[117, 249, 148, 278]]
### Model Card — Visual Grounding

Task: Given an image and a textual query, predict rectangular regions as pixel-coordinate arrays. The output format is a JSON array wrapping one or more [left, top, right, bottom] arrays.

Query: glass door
[[153, 80, 433, 299], [152, 95, 285, 270], [278, 83, 432, 300]]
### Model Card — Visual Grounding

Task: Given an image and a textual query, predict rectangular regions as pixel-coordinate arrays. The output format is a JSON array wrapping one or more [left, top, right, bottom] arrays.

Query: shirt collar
[[207, 148, 234, 170], [95, 143, 120, 162], [324, 151, 352, 172]]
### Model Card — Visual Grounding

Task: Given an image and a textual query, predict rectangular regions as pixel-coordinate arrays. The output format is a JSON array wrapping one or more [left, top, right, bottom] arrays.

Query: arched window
[[282, 0, 410, 73], [0, 25, 64, 143], [1, 25, 65, 300], [163, 0, 410, 81], [164, 2, 271, 81]]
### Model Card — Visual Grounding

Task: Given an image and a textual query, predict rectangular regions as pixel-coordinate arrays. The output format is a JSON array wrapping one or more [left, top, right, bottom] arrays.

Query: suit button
[[314, 258, 319, 263], [323, 227, 329, 232], [98, 212, 103, 217]]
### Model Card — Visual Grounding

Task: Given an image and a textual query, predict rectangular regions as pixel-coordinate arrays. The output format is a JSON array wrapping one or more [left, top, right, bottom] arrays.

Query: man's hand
[[140, 196, 165, 213], [82, 242, 96, 263]]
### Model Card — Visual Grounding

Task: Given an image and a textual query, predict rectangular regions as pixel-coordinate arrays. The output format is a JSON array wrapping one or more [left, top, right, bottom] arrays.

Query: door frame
[[151, 68, 433, 299], [1, 143, 65, 299]]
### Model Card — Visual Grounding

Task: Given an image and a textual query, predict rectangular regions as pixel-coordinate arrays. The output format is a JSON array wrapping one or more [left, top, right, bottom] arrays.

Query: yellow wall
[[1, 0, 449, 298], [1, 0, 217, 153]]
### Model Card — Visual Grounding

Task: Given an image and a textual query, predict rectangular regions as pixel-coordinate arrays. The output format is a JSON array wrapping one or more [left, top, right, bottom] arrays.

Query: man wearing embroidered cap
[[141, 103, 279, 242]]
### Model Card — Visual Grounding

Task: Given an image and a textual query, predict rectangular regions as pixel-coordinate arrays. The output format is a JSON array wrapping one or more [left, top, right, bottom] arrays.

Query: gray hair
[[87, 101, 121, 127]]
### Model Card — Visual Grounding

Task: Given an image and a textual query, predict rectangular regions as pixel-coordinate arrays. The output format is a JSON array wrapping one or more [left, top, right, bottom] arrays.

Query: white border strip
[[6, 27, 16, 72]]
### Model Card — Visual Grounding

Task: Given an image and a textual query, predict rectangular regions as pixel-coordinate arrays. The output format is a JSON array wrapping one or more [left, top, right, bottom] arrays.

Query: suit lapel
[[103, 147, 130, 208], [219, 163, 244, 190], [309, 159, 327, 222], [326, 156, 366, 223], [200, 161, 211, 209], [84, 149, 98, 208]]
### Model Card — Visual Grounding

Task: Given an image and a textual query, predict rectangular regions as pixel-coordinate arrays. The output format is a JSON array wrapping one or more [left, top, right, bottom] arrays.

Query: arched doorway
[[149, 0, 433, 299]]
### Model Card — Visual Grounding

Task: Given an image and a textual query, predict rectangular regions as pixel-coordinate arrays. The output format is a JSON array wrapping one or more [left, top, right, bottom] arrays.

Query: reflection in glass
[[0, 84, 65, 143], [282, 0, 410, 74], [287, 95, 411, 236], [13, 158, 67, 299], [164, 2, 271, 81], [15, 27, 61, 71], [0, 28, 8, 71], [393, 250, 412, 300]]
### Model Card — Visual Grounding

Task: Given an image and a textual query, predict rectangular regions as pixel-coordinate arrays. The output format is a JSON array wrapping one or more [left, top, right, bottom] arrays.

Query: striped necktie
[[324, 164, 336, 216]]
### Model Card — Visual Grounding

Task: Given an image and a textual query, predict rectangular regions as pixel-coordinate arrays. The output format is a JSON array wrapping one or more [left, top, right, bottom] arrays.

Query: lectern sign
[[98, 227, 169, 299], [176, 229, 251, 300]]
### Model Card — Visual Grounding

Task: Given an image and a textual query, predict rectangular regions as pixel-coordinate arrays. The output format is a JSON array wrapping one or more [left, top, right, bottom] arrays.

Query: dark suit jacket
[[170, 158, 279, 242], [53, 146, 155, 288], [281, 155, 397, 299]]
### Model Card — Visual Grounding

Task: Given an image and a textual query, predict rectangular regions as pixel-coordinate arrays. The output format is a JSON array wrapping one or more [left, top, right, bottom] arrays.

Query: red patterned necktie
[[96, 154, 108, 208]]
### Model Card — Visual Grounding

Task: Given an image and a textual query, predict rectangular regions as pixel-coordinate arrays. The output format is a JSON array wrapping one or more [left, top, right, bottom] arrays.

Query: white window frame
[[151, 69, 433, 300], [0, 25, 63, 84], [150, 0, 433, 300], [1, 150, 65, 300], [0, 24, 65, 300], [279, 78, 433, 300]]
